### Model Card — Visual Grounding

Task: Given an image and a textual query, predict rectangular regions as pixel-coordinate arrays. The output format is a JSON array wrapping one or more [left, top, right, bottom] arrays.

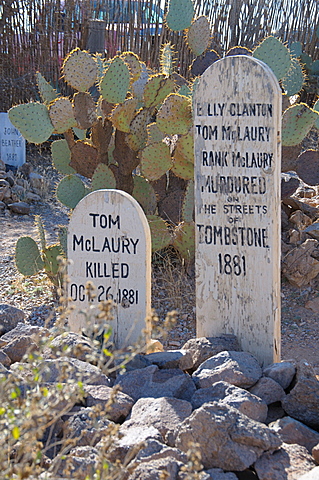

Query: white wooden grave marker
[[67, 189, 151, 348], [0, 113, 26, 168], [194, 56, 281, 366]]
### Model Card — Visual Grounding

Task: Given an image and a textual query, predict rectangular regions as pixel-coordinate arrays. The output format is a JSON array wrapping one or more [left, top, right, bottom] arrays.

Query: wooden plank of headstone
[[67, 189, 151, 348], [194, 56, 281, 366]]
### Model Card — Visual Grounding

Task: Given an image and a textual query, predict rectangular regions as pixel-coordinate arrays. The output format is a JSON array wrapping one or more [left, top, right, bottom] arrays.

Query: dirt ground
[[0, 153, 319, 373]]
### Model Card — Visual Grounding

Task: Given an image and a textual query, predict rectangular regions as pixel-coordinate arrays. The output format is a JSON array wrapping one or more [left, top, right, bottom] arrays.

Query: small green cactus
[[186, 16, 211, 56], [56, 175, 87, 209], [282, 104, 319, 146], [15, 237, 44, 277], [8, 102, 54, 144], [165, 0, 194, 32], [253, 36, 292, 80], [36, 72, 58, 104], [51, 139, 75, 175]]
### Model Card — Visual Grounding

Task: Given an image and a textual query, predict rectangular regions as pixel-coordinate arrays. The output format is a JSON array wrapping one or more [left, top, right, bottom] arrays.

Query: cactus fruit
[[190, 50, 220, 77], [165, 0, 194, 32], [282, 57, 305, 96], [111, 98, 138, 133], [73, 92, 97, 129], [49, 97, 77, 134], [182, 180, 194, 223], [91, 163, 116, 191], [253, 36, 292, 81], [120, 51, 142, 83], [146, 215, 172, 252], [56, 175, 87, 209], [144, 74, 175, 109], [8, 102, 54, 144], [132, 175, 157, 215], [295, 150, 319, 186], [160, 43, 175, 76], [15, 237, 44, 276], [99, 56, 130, 103], [69, 141, 99, 178], [282, 104, 318, 146], [172, 221, 195, 263], [156, 94, 192, 135], [36, 72, 58, 104], [186, 16, 211, 56], [62, 48, 98, 92], [141, 141, 173, 181], [172, 150, 193, 180]]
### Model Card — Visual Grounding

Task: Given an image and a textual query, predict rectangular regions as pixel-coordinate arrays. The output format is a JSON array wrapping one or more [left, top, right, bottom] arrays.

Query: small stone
[[7, 201, 30, 214], [312, 443, 319, 463], [269, 417, 319, 453], [84, 385, 134, 422], [0, 305, 25, 335], [263, 361, 296, 390], [249, 376, 285, 404]]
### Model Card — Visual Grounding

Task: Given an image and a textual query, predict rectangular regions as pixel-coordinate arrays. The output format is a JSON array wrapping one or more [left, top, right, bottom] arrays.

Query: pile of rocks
[[1, 304, 319, 480], [0, 160, 48, 215]]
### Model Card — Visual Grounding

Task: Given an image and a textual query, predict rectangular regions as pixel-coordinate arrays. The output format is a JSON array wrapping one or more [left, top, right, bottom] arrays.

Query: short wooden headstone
[[194, 55, 281, 366], [0, 113, 26, 168], [67, 189, 151, 348]]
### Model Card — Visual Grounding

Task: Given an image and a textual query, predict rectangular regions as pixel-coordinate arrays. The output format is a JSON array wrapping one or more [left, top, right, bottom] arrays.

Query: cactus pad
[[99, 56, 130, 104], [15, 237, 44, 276], [49, 97, 77, 134], [172, 150, 194, 180], [43, 244, 64, 276], [132, 175, 157, 215], [127, 108, 152, 151], [111, 97, 138, 133], [91, 163, 116, 191], [69, 141, 99, 178], [146, 215, 172, 252], [59, 226, 68, 257], [175, 129, 194, 163], [141, 141, 173, 180], [144, 74, 175, 109], [186, 16, 211, 56], [120, 51, 142, 83], [62, 48, 98, 92], [290, 41, 303, 58], [253, 36, 292, 80], [156, 94, 192, 135], [172, 221, 195, 263], [35, 215, 46, 251], [147, 123, 165, 145], [190, 50, 220, 77], [295, 150, 319, 186], [182, 180, 194, 223], [73, 92, 97, 129], [282, 104, 318, 146], [282, 57, 305, 96], [165, 0, 194, 32], [36, 72, 59, 104], [132, 62, 149, 101], [56, 175, 86, 209], [8, 102, 54, 144]]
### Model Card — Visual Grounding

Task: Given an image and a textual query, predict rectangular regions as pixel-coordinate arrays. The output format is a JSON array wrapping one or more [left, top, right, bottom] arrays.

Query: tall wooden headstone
[[67, 190, 151, 348], [194, 56, 281, 366]]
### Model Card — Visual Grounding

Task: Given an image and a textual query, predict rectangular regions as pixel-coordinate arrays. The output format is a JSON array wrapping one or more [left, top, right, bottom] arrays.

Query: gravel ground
[[1, 148, 319, 373]]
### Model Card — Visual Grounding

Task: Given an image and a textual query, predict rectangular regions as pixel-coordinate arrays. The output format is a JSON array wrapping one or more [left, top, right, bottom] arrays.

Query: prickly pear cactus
[[156, 94, 192, 135], [99, 56, 130, 103], [91, 163, 116, 191], [49, 97, 77, 134], [73, 92, 97, 129], [144, 74, 175, 109], [51, 139, 75, 175], [172, 150, 193, 180], [253, 36, 292, 81], [69, 141, 99, 178], [120, 51, 142, 83], [147, 215, 172, 252], [282, 104, 318, 146], [186, 16, 211, 56], [132, 175, 157, 215], [43, 244, 63, 277], [36, 72, 59, 104], [62, 48, 98, 92], [165, 0, 194, 32], [141, 141, 173, 181], [282, 56, 305, 96], [160, 43, 175, 76], [56, 175, 87, 209], [15, 237, 44, 277], [111, 98, 138, 133], [8, 102, 54, 144], [172, 221, 195, 263]]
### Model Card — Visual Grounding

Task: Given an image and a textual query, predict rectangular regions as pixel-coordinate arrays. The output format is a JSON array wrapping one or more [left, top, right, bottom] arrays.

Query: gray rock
[[123, 396, 192, 445], [249, 376, 286, 405], [145, 350, 194, 370], [205, 469, 238, 480], [121, 353, 152, 371], [254, 442, 316, 480], [297, 467, 319, 480], [0, 306, 25, 335], [54, 446, 98, 479], [269, 417, 319, 453], [282, 361, 319, 429], [127, 457, 182, 480], [62, 407, 114, 447], [175, 402, 281, 471], [37, 357, 112, 386], [182, 335, 241, 371], [133, 439, 188, 465], [84, 385, 134, 422], [191, 381, 268, 423], [0, 322, 48, 346], [115, 365, 196, 402], [263, 361, 296, 389], [192, 351, 262, 389], [0, 349, 11, 367], [43, 332, 96, 363], [1, 335, 38, 363], [8, 201, 30, 214]]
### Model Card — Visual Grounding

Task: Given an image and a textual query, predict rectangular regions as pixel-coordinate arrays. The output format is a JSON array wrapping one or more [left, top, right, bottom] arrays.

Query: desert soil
[[0, 149, 319, 373]]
